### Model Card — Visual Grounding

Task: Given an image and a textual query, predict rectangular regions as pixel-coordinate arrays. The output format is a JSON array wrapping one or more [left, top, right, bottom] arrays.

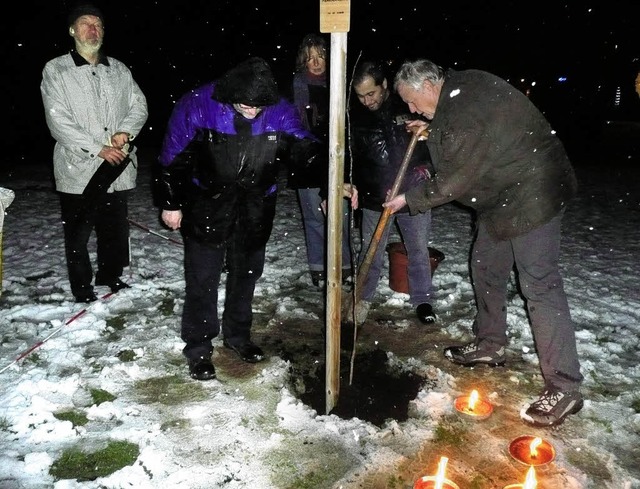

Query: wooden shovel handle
[[353, 129, 424, 303]]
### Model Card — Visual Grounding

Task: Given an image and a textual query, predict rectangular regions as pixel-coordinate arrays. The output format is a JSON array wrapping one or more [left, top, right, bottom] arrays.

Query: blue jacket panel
[[157, 83, 319, 247]]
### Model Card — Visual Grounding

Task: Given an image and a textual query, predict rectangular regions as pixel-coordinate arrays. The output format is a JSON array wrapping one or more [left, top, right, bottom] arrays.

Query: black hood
[[213, 57, 279, 107]]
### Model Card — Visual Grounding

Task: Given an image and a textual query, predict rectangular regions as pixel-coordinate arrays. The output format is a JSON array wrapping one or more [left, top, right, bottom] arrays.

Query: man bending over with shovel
[[384, 58, 583, 428]]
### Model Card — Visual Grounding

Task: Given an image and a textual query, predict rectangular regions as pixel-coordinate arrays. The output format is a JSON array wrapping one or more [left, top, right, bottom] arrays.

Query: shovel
[[344, 128, 425, 324]]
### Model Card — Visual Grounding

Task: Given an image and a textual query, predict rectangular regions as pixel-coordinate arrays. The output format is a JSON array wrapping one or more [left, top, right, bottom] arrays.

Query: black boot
[[188, 358, 216, 380], [416, 303, 436, 324], [310, 271, 325, 287]]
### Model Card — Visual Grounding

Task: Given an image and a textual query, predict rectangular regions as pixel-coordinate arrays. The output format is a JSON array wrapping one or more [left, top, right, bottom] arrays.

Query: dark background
[[4, 0, 639, 169]]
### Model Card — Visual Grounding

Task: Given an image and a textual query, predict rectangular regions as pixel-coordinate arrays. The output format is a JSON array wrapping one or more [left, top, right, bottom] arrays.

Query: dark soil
[[260, 312, 439, 426], [295, 348, 426, 427]]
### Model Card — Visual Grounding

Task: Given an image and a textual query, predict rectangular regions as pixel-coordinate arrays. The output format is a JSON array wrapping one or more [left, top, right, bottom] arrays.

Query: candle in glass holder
[[414, 456, 460, 489], [454, 389, 493, 420], [504, 465, 537, 488], [508, 435, 555, 466]]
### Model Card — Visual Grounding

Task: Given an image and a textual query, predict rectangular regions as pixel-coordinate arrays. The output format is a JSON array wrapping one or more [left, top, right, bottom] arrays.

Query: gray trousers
[[471, 212, 583, 391]]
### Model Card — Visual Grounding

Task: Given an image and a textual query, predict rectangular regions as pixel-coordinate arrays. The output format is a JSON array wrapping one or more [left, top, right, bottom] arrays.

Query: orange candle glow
[[529, 437, 542, 459], [504, 465, 537, 489], [508, 435, 555, 466], [454, 389, 493, 420], [413, 456, 460, 489], [468, 390, 479, 411], [525, 466, 537, 488], [434, 456, 448, 489]]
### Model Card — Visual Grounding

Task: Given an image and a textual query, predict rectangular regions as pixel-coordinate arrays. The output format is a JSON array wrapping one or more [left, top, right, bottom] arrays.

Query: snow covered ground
[[0, 137, 639, 488]]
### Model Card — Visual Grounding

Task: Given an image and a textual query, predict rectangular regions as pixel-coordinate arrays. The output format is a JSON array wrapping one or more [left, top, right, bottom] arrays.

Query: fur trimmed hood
[[213, 57, 279, 107]]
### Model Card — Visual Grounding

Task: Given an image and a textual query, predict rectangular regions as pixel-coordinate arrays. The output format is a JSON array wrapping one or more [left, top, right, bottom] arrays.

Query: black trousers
[[59, 191, 130, 297], [180, 234, 266, 361]]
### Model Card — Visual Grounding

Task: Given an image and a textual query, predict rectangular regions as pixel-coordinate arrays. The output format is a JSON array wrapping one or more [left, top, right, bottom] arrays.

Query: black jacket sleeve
[[155, 139, 200, 210]]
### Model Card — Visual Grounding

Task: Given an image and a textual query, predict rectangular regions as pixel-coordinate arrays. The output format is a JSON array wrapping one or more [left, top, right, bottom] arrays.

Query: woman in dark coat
[[290, 34, 353, 287]]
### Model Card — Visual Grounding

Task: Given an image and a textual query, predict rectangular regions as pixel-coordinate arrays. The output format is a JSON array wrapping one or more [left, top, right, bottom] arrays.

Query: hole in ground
[[285, 347, 428, 427]]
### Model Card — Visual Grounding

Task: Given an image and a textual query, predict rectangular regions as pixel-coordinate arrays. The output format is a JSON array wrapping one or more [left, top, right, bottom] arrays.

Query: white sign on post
[[320, 0, 350, 33]]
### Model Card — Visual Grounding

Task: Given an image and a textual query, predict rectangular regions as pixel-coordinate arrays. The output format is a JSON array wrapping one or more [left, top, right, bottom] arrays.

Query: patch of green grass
[[285, 470, 330, 489], [432, 418, 467, 447], [89, 361, 104, 374], [588, 369, 624, 399], [583, 415, 613, 433], [104, 316, 127, 341], [266, 438, 357, 489], [631, 398, 640, 413], [565, 447, 612, 483], [158, 297, 176, 317], [117, 349, 137, 362], [590, 383, 622, 399], [468, 474, 490, 488], [0, 417, 10, 430], [106, 316, 126, 331], [160, 418, 190, 431], [514, 376, 540, 397], [166, 355, 187, 368], [49, 440, 139, 481], [25, 353, 41, 365], [54, 410, 89, 427], [57, 365, 83, 377], [385, 475, 406, 488], [90, 388, 116, 405], [135, 375, 209, 405]]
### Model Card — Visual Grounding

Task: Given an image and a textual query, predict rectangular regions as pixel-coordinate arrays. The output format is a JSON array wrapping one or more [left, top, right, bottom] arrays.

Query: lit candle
[[530, 438, 542, 458], [504, 465, 538, 488], [469, 389, 479, 409], [413, 456, 460, 489], [508, 435, 555, 466], [454, 389, 493, 420]]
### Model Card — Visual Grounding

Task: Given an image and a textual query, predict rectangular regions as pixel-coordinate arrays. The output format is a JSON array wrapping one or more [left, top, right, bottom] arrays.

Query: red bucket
[[386, 242, 445, 293]]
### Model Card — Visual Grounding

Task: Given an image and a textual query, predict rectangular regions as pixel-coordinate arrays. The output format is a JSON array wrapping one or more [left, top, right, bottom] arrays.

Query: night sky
[[4, 0, 639, 166]]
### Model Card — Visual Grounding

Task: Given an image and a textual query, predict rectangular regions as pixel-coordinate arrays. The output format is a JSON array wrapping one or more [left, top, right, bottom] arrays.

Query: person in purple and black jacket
[[156, 57, 333, 380]]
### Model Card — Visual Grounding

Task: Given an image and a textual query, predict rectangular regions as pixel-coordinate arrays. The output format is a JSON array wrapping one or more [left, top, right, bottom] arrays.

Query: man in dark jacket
[[157, 57, 322, 380], [349, 61, 436, 325], [385, 59, 583, 427]]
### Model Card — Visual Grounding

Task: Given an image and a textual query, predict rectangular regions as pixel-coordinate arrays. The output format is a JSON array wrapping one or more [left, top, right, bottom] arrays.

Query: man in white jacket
[[0, 187, 15, 297], [41, 3, 148, 303]]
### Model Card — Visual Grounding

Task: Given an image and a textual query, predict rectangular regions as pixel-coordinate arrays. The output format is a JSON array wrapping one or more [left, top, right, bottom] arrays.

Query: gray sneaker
[[521, 389, 584, 427], [443, 341, 506, 367]]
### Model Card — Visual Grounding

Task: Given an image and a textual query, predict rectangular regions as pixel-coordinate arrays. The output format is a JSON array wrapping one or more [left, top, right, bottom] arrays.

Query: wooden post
[[324, 33, 348, 414], [320, 0, 350, 414]]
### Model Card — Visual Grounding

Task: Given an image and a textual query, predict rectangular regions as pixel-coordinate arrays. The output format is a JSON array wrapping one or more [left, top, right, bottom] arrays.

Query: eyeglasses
[[237, 104, 262, 111], [233, 103, 264, 119]]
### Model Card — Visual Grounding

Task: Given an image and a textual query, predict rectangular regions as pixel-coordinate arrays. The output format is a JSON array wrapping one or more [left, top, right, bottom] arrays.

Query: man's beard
[[78, 39, 102, 55]]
